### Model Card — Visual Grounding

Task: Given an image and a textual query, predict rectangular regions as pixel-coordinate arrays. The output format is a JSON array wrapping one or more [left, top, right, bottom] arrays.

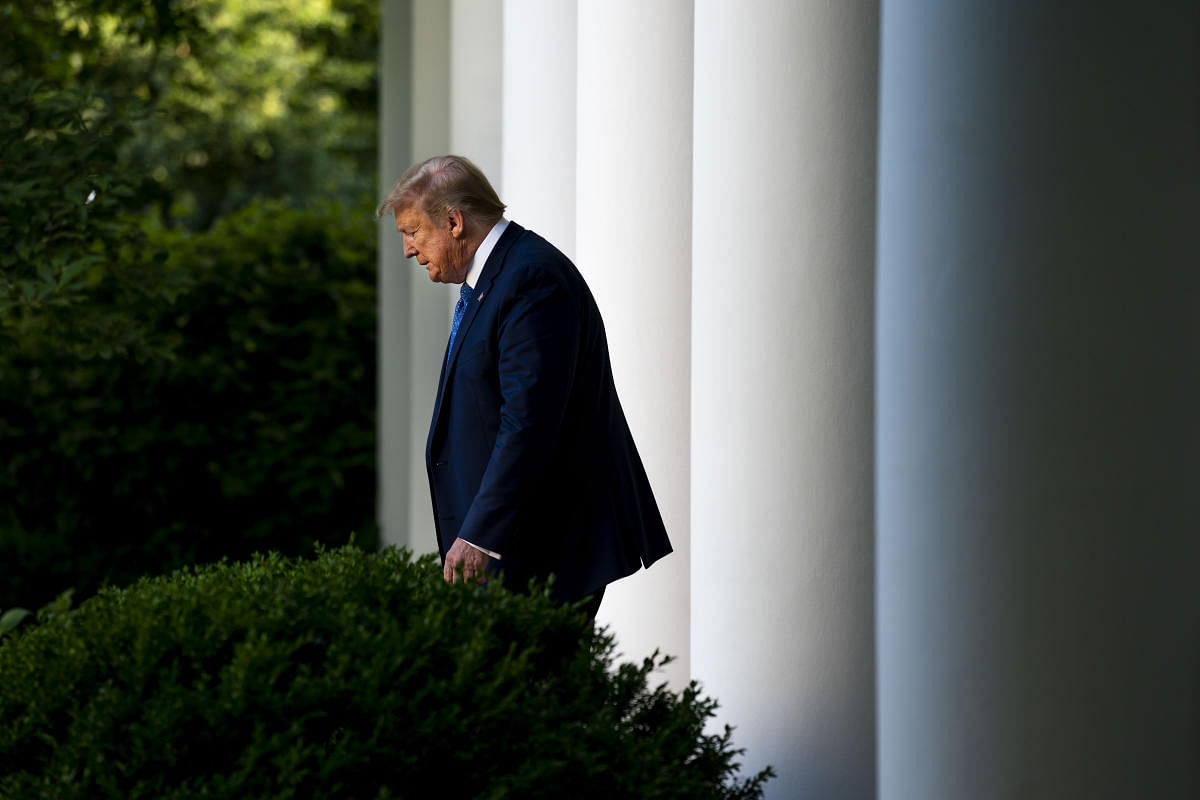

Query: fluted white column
[[577, 0, 693, 690], [501, 0, 576, 257], [877, 3, 1200, 798], [691, 1, 879, 796], [380, 0, 453, 555]]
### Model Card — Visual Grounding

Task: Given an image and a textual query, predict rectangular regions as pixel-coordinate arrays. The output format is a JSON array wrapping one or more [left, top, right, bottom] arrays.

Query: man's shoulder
[[493, 225, 577, 284], [506, 225, 569, 263]]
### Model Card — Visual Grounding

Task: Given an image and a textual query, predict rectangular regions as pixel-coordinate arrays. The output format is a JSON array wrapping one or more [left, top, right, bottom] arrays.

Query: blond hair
[[377, 155, 505, 226]]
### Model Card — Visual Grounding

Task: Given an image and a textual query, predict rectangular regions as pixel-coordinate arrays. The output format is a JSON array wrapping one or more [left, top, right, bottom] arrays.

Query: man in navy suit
[[378, 155, 672, 618]]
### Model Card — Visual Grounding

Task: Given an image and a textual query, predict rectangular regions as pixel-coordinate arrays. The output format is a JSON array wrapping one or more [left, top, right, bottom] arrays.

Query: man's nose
[[403, 242, 416, 258]]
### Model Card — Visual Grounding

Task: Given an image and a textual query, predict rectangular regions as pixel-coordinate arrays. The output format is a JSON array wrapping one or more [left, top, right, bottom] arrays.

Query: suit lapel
[[429, 223, 525, 437]]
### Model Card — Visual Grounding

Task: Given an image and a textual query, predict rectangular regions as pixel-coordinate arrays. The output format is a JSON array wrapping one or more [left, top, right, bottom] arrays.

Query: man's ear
[[447, 208, 466, 239]]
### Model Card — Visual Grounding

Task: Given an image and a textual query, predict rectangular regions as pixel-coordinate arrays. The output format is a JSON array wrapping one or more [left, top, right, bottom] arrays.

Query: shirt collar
[[465, 219, 510, 289]]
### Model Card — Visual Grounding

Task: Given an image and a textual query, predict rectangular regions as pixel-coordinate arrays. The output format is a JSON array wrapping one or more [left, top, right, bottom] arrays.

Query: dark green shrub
[[0, 198, 378, 610], [0, 546, 773, 799]]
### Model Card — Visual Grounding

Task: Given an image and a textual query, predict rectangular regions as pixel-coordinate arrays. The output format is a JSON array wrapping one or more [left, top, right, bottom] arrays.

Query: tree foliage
[[0, 1, 196, 360], [3, 0, 378, 229], [120, 0, 380, 229], [1, 0, 378, 349]]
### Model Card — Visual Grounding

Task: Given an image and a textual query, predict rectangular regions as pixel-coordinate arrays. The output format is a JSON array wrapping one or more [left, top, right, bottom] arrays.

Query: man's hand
[[444, 537, 491, 584]]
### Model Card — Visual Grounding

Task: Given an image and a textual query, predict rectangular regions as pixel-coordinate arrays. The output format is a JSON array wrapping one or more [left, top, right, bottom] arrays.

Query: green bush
[[0, 546, 773, 799], [0, 198, 378, 610]]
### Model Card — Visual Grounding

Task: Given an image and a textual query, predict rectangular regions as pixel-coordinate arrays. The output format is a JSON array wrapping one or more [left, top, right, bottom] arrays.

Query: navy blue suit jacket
[[426, 222, 672, 603]]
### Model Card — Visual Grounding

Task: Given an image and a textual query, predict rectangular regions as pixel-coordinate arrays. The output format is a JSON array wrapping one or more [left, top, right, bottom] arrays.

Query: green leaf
[[58, 255, 99, 289], [0, 608, 32, 637]]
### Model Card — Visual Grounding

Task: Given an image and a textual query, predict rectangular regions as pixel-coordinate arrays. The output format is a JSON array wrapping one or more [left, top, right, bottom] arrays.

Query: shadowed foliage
[[0, 546, 774, 799], [0, 199, 379, 611]]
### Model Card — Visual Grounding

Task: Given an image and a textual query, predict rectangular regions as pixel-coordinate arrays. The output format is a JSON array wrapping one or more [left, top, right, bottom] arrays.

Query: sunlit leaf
[[0, 608, 32, 637]]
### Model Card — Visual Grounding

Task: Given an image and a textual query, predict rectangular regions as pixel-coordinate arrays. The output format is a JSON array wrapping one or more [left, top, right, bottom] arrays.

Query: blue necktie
[[449, 282, 474, 354]]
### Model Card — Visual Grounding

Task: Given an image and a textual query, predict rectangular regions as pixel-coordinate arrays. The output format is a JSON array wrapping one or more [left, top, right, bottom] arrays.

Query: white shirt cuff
[[463, 539, 501, 560]]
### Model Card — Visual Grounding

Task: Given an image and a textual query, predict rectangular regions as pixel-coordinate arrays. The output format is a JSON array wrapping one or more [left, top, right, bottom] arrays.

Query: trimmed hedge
[[0, 198, 378, 611], [0, 547, 772, 799]]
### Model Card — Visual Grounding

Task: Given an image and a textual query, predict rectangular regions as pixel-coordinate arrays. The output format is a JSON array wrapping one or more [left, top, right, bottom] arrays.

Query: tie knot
[[459, 282, 474, 303]]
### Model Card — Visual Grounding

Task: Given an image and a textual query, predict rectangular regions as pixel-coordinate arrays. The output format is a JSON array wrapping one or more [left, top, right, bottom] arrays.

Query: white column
[[378, 0, 413, 551], [691, 2, 879, 797], [406, 0, 454, 553], [450, 0, 503, 181], [379, 0, 453, 555], [501, 0, 576, 257], [410, 0, 451, 162], [877, 3, 1200, 798], [576, 0, 693, 690], [448, 0, 502, 325]]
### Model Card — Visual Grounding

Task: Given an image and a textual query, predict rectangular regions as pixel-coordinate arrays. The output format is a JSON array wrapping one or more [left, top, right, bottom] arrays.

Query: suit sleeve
[[454, 267, 579, 556]]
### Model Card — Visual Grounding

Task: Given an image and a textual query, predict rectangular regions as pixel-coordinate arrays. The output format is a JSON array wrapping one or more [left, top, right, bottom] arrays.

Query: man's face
[[394, 205, 469, 284]]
